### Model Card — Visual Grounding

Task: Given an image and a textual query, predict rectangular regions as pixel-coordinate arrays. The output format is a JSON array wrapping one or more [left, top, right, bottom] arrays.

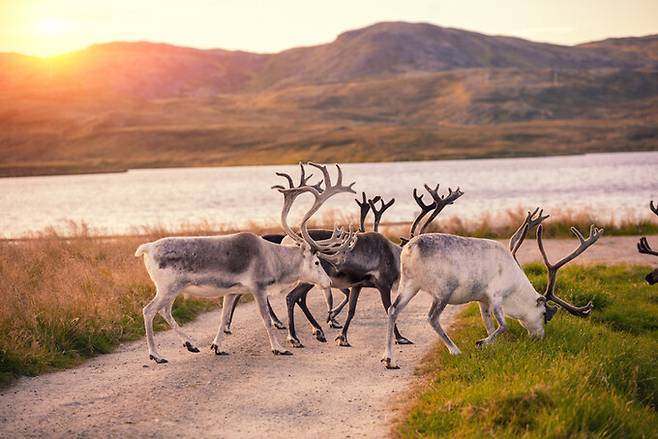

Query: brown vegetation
[[1, 22, 656, 177]]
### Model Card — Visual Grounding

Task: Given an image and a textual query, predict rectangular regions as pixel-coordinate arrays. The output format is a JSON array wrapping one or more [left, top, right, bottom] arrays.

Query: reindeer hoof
[[381, 358, 399, 370], [475, 339, 487, 348], [328, 319, 343, 329], [149, 354, 168, 364], [313, 330, 327, 343], [210, 344, 229, 356], [183, 341, 200, 353], [335, 335, 351, 347], [272, 349, 293, 356], [223, 329, 232, 335], [273, 321, 287, 330], [395, 337, 414, 345], [287, 337, 304, 348]]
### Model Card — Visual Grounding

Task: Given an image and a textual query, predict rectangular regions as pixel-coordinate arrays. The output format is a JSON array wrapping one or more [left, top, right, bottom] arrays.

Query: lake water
[[1, 152, 656, 238]]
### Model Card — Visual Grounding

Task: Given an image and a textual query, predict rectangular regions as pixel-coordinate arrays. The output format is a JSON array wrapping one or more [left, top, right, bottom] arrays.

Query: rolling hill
[[0, 21, 656, 177]]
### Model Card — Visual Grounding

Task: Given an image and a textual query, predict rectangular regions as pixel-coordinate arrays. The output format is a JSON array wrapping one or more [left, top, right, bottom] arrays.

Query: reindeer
[[134, 162, 357, 364], [382, 189, 602, 369], [218, 190, 389, 336], [282, 183, 462, 348], [637, 201, 658, 285]]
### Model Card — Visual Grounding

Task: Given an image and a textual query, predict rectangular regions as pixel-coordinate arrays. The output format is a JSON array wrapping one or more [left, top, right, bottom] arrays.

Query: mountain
[[0, 42, 265, 99], [0, 21, 656, 177], [578, 34, 658, 63], [249, 22, 648, 89]]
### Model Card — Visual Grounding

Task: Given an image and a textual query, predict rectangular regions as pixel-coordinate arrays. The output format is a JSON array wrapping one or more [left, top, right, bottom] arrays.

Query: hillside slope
[[0, 22, 656, 176]]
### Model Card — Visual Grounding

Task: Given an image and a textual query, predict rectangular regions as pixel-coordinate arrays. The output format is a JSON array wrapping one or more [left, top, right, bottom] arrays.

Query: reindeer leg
[[382, 283, 419, 369], [158, 298, 199, 353], [143, 288, 173, 364], [223, 293, 241, 334], [377, 286, 413, 345], [267, 297, 286, 330], [476, 301, 507, 347], [286, 283, 314, 348], [297, 291, 326, 342], [428, 297, 461, 355], [328, 288, 349, 328], [210, 294, 238, 355], [336, 286, 362, 347], [254, 290, 291, 356], [478, 301, 496, 336]]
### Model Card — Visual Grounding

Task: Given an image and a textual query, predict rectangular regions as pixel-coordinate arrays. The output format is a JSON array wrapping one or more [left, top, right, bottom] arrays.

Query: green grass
[[397, 264, 658, 438]]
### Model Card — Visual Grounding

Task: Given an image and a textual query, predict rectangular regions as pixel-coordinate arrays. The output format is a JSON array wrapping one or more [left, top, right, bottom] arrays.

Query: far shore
[[2, 148, 655, 179]]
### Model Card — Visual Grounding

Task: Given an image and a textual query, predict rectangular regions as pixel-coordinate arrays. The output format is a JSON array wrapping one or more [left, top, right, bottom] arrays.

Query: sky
[[1, 0, 657, 57]]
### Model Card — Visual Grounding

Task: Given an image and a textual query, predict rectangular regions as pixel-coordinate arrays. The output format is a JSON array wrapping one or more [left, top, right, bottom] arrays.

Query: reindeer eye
[[315, 261, 320, 266]]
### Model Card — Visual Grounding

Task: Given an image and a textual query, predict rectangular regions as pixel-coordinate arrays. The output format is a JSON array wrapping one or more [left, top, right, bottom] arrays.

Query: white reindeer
[[135, 162, 357, 364], [382, 192, 602, 369]]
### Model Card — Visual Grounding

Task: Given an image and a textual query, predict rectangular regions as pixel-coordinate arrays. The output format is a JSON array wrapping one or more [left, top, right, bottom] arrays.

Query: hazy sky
[[2, 0, 657, 56]]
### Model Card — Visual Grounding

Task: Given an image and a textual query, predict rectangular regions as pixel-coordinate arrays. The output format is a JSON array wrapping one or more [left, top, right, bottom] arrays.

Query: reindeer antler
[[637, 201, 658, 258], [418, 184, 464, 234], [536, 224, 603, 316], [355, 192, 371, 233], [368, 197, 395, 232], [509, 208, 550, 264], [274, 162, 358, 263]]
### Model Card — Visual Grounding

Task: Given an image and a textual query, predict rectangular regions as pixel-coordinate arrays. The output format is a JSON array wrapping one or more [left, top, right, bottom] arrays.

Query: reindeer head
[[273, 162, 358, 288], [637, 201, 658, 285]]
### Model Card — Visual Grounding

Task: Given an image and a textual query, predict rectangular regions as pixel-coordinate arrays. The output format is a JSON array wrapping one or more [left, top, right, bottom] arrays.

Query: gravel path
[[0, 288, 455, 438]]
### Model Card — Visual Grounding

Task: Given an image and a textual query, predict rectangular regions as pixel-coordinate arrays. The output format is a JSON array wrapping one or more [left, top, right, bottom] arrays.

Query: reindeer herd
[[135, 162, 658, 368]]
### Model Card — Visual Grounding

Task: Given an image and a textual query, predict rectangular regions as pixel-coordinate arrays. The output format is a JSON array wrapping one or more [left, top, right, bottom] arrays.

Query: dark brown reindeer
[[637, 201, 658, 285], [283, 182, 462, 348]]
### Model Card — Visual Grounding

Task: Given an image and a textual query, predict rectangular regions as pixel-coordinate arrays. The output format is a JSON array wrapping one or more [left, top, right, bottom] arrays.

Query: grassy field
[[396, 264, 658, 438]]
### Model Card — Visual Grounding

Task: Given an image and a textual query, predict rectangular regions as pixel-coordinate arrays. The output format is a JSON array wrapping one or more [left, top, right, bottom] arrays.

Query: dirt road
[[0, 289, 454, 438], [0, 235, 651, 438]]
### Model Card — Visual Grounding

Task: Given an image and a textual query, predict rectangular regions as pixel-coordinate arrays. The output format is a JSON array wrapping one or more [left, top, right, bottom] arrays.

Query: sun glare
[[31, 18, 76, 57]]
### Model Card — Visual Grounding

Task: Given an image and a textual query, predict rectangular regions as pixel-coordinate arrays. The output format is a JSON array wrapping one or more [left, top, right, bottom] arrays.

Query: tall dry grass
[[0, 224, 220, 386]]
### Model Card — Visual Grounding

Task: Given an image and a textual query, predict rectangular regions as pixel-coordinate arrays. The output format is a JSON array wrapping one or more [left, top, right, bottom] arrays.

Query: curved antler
[[368, 197, 395, 232], [536, 224, 603, 316], [509, 208, 550, 264], [273, 163, 358, 263], [409, 188, 435, 238], [418, 185, 464, 234], [637, 237, 658, 256], [637, 202, 658, 258]]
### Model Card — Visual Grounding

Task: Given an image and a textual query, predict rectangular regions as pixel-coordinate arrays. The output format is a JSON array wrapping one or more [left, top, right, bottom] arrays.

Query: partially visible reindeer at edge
[[637, 200, 658, 285]]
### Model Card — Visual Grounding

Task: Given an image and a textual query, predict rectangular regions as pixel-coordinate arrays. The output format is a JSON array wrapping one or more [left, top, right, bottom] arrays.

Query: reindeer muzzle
[[544, 304, 558, 323], [646, 270, 658, 285]]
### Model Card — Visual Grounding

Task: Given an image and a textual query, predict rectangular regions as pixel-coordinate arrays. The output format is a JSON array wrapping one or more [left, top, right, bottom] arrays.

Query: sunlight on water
[[1, 152, 657, 237]]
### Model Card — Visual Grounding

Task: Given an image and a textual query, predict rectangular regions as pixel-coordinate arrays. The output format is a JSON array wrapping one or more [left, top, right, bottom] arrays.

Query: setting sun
[[34, 18, 71, 37], [29, 18, 76, 57]]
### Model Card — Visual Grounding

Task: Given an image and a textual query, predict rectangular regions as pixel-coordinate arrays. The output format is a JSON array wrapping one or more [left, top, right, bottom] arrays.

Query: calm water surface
[[1, 152, 656, 237]]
